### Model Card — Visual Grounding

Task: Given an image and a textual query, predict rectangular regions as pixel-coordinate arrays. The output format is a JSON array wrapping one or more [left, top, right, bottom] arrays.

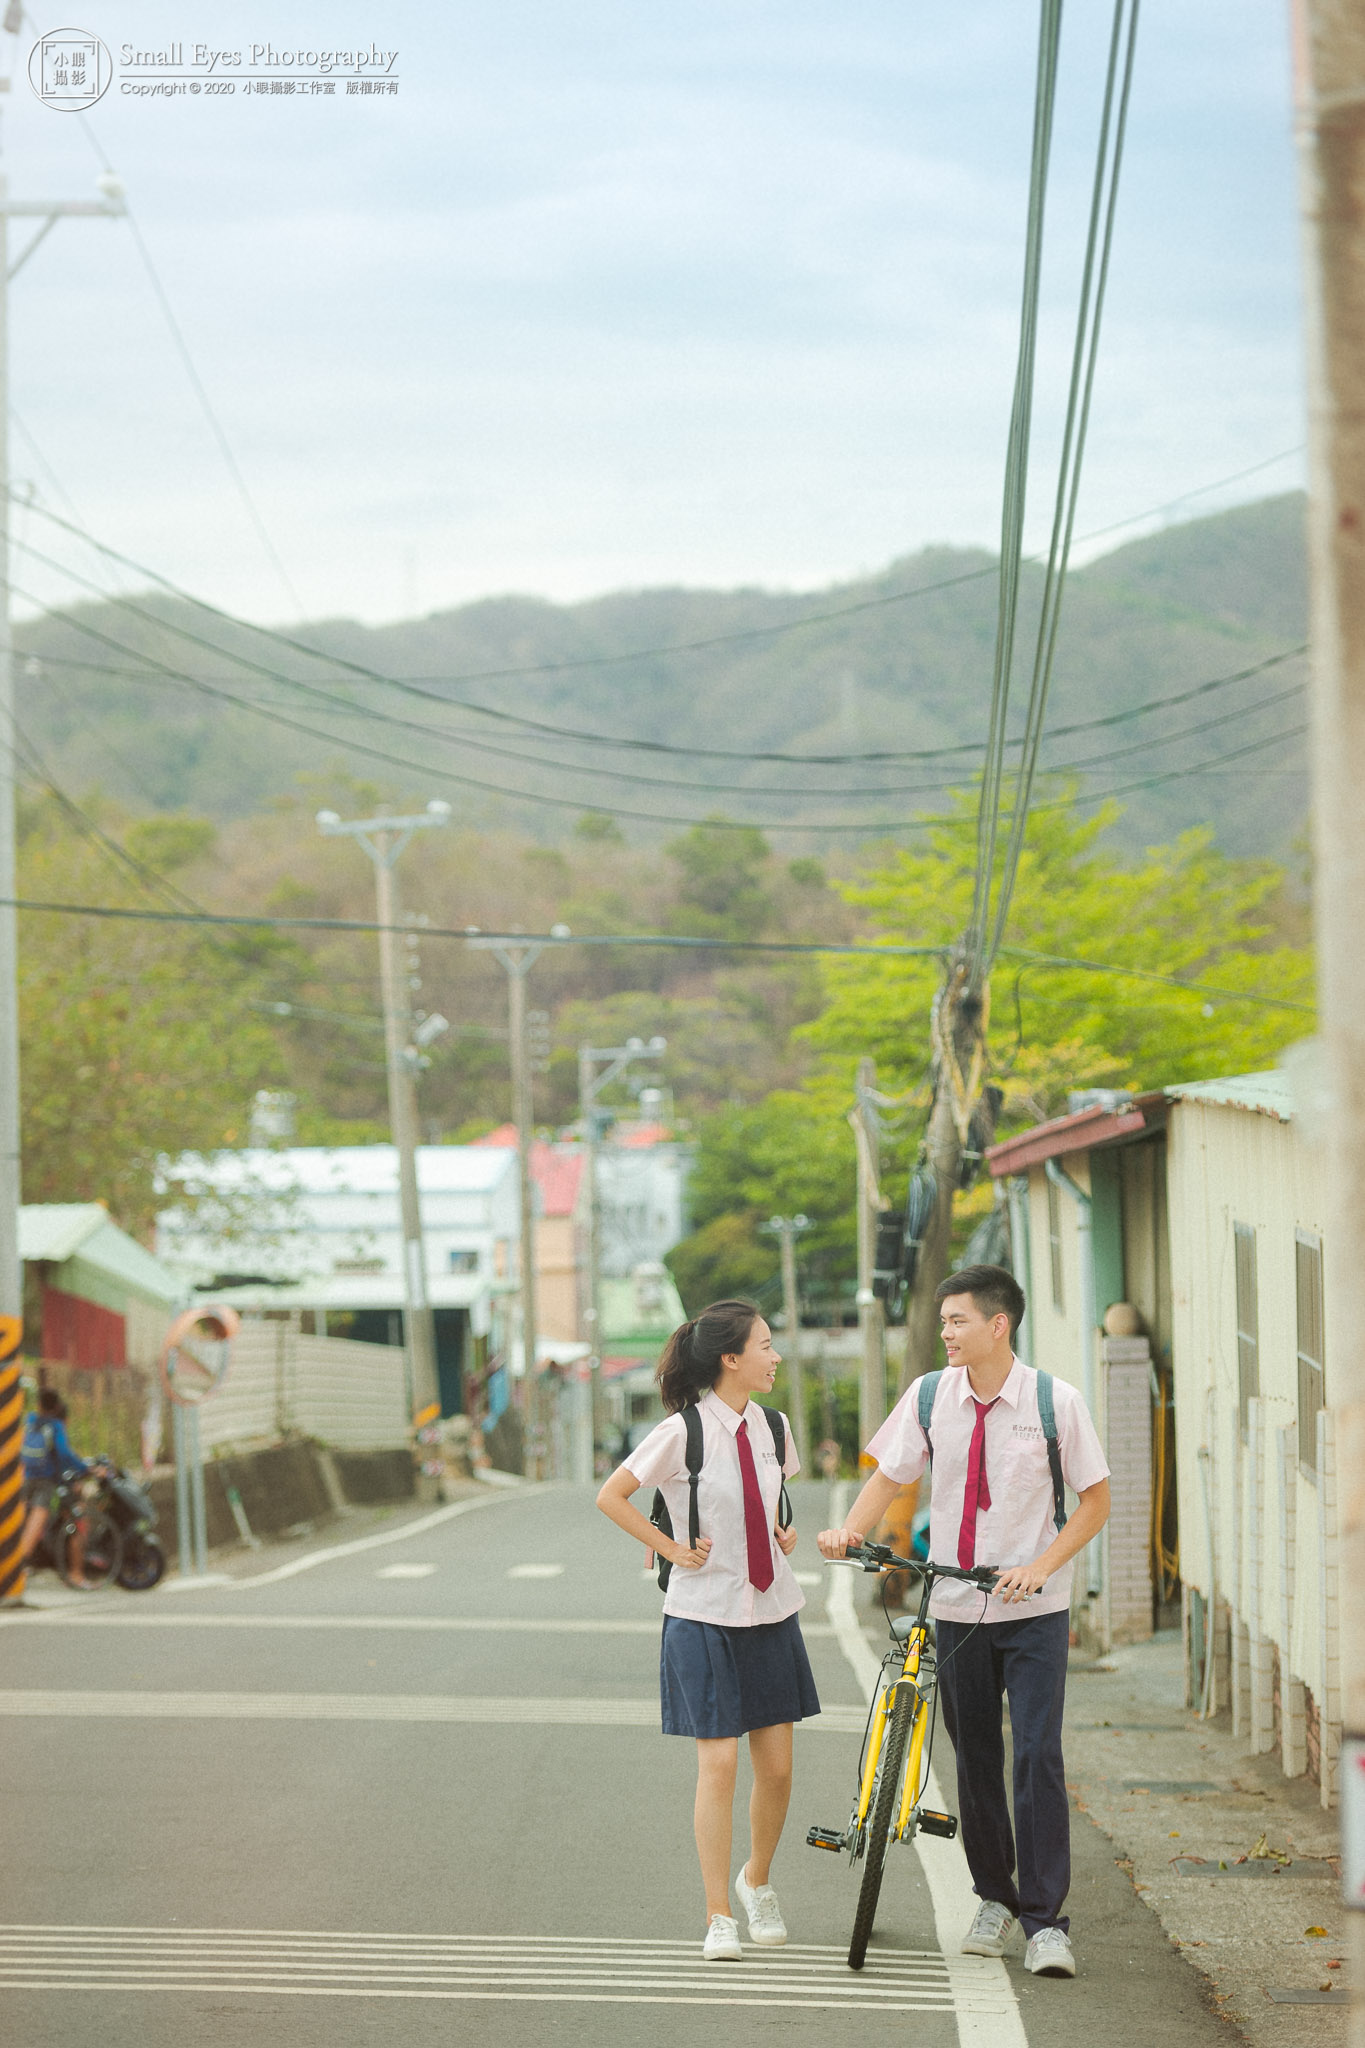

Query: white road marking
[[374, 1564, 436, 1580], [0, 1688, 871, 1731], [825, 1482, 1028, 2048], [506, 1563, 564, 1579], [0, 1610, 841, 1639], [793, 1570, 822, 1585], [0, 1926, 972, 2012], [217, 1485, 552, 1588]]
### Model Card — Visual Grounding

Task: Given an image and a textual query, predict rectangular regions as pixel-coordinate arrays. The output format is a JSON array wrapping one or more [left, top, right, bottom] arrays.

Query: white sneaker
[[961, 1901, 1017, 1956], [1025, 1926, 1076, 1977], [735, 1865, 788, 1946], [702, 1914, 742, 1961]]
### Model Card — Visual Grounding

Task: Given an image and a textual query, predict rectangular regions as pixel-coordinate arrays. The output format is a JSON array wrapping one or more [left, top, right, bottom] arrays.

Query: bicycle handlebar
[[834, 1541, 998, 1591]]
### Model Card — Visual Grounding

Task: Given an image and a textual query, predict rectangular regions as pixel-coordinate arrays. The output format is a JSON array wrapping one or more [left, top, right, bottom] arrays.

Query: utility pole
[[467, 926, 569, 1407], [761, 1214, 812, 1472], [850, 1057, 887, 1447], [317, 803, 450, 1419], [577, 1036, 666, 1485], [901, 951, 991, 1393], [0, 34, 124, 1325], [1292, 0, 1365, 1961]]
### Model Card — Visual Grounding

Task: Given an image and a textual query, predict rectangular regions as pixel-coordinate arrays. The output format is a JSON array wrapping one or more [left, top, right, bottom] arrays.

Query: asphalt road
[[0, 1479, 1228, 2048]]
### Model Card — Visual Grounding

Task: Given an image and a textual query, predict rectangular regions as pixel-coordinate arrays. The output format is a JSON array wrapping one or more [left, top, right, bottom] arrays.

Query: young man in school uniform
[[818, 1263, 1110, 1979]]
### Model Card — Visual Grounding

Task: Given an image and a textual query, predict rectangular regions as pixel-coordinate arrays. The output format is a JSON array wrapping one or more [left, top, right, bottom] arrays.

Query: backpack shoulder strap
[[756, 1404, 793, 1530], [916, 1370, 944, 1457], [682, 1403, 704, 1550], [1034, 1370, 1068, 1532]]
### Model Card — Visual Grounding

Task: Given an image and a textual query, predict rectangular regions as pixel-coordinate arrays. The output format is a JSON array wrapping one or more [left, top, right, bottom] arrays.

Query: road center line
[[0, 1611, 838, 1638], [0, 1688, 870, 1731], [825, 1482, 1027, 2048]]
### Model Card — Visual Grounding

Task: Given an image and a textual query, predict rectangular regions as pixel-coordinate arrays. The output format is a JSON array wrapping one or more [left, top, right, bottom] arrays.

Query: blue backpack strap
[[682, 1402, 705, 1550], [755, 1403, 793, 1529], [1034, 1370, 1068, 1532], [916, 1370, 944, 1460]]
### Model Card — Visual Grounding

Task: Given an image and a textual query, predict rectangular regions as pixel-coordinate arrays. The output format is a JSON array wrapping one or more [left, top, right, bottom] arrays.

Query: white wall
[[197, 1323, 409, 1453]]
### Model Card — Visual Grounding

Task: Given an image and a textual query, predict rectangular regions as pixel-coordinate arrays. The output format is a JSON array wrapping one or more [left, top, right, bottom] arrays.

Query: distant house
[[21, 1204, 182, 1371], [156, 1145, 519, 1417], [988, 1071, 1338, 1806], [471, 1127, 588, 1350]]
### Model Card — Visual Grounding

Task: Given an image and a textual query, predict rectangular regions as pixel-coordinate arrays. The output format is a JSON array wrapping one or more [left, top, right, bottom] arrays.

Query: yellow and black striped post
[[0, 1315, 27, 1606]]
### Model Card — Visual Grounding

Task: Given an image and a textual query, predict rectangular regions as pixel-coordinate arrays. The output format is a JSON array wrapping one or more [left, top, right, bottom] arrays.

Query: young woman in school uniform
[[597, 1299, 820, 1960]]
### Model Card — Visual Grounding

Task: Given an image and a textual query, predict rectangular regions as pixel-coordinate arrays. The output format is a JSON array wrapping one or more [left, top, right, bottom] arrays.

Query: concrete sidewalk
[[1064, 1630, 1345, 2046]]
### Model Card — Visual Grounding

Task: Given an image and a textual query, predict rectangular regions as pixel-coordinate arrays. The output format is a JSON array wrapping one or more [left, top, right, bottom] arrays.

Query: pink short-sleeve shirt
[[866, 1357, 1109, 1624], [623, 1388, 804, 1628]]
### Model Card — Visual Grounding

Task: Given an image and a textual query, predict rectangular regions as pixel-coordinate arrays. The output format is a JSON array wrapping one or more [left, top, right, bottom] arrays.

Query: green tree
[[664, 816, 773, 941], [805, 786, 1314, 1110], [18, 802, 292, 1234]]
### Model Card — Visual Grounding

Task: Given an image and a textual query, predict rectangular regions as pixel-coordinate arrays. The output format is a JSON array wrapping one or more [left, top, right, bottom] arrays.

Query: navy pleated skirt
[[660, 1612, 821, 1738]]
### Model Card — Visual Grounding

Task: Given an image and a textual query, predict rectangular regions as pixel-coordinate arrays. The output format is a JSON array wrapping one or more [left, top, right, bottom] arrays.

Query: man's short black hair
[[935, 1263, 1026, 1339], [37, 1386, 62, 1415]]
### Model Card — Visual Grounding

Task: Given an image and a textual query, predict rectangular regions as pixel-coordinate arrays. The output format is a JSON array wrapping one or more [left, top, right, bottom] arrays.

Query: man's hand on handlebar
[[993, 1559, 1050, 1603], [817, 1525, 865, 1560]]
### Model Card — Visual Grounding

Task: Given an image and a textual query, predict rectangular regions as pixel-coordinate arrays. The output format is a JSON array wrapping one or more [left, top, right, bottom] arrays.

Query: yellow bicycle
[[807, 1543, 998, 1970]]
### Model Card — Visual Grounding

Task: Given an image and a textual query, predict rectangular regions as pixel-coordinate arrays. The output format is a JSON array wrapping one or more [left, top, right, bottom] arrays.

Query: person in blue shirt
[[22, 1387, 97, 1588]]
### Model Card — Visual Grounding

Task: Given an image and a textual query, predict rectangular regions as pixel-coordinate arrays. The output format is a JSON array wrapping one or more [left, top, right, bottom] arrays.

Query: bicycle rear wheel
[[59, 1508, 123, 1589], [848, 1685, 918, 1970]]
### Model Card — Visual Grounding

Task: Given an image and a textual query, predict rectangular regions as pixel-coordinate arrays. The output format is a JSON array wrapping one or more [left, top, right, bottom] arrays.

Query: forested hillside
[[17, 494, 1307, 859]]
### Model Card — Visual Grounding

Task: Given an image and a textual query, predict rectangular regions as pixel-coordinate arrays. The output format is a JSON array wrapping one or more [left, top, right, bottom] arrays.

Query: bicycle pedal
[[917, 1810, 959, 1839], [806, 1825, 846, 1853]]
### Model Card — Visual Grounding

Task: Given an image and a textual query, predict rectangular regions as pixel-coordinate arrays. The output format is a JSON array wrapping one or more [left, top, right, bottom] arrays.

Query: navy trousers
[[934, 1608, 1071, 1937]]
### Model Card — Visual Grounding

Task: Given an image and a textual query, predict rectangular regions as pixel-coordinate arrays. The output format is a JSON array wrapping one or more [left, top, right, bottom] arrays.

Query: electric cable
[[0, 894, 1314, 1015], [986, 0, 1140, 969], [969, 0, 1064, 976]]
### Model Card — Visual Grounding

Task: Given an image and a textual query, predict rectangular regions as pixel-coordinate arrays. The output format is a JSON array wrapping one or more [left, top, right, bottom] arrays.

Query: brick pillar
[[1101, 1335, 1154, 1645]]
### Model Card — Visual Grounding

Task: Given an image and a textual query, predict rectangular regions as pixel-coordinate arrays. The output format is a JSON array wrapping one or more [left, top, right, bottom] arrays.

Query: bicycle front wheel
[[848, 1684, 919, 1970]]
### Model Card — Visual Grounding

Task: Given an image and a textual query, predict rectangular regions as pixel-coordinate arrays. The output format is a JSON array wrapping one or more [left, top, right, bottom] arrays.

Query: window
[[1233, 1223, 1258, 1442], [1047, 1174, 1064, 1311], [1296, 1231, 1325, 1480], [448, 1249, 479, 1275]]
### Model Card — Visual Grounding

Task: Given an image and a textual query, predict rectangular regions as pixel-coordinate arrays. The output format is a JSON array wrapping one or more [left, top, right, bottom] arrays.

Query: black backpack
[[649, 1402, 794, 1592]]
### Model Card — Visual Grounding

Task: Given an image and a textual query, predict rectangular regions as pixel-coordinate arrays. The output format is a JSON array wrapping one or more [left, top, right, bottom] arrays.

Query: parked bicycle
[[807, 1542, 998, 1970]]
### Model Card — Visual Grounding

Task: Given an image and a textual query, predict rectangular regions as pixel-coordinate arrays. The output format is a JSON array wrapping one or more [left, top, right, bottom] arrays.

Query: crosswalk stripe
[[0, 1928, 968, 2011], [0, 1689, 869, 1731]]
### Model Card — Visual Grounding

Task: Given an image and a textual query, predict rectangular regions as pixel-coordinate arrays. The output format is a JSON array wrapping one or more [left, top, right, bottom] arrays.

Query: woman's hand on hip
[[773, 1522, 799, 1557], [666, 1533, 712, 1571]]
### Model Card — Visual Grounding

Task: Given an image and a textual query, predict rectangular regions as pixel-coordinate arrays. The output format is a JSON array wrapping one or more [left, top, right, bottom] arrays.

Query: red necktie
[[736, 1418, 775, 1591], [957, 1398, 999, 1569]]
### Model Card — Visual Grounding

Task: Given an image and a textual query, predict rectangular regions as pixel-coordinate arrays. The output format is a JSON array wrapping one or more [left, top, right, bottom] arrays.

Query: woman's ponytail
[[656, 1300, 760, 1412]]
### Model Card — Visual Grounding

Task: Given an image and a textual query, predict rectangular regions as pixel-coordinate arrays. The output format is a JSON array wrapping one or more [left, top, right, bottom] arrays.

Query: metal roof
[[1163, 1070, 1293, 1122], [19, 1205, 182, 1304], [19, 1203, 108, 1263], [987, 1094, 1165, 1176], [162, 1145, 517, 1197]]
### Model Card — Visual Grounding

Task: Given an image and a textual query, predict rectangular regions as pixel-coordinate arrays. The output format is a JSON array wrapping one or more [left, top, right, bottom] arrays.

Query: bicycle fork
[[807, 1630, 958, 1856]]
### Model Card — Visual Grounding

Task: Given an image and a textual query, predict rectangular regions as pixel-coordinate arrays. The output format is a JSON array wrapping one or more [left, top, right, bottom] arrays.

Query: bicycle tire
[[116, 1533, 166, 1592], [59, 1508, 123, 1590], [848, 1684, 918, 1970]]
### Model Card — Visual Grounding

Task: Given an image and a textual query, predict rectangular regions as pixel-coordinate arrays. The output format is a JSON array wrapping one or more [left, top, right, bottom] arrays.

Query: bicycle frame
[[851, 1572, 938, 1854]]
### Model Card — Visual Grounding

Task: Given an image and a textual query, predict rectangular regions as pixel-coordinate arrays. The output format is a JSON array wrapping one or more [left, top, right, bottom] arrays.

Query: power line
[[12, 448, 1307, 766], [970, 0, 1065, 973], [11, 530, 1307, 806], [67, 95, 305, 618], [1, 892, 1313, 1014], [986, 0, 1140, 970], [22, 633, 1308, 768]]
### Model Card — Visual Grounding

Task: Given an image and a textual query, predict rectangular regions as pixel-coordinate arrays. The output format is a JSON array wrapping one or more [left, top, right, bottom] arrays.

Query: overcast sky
[[6, 0, 1303, 626]]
